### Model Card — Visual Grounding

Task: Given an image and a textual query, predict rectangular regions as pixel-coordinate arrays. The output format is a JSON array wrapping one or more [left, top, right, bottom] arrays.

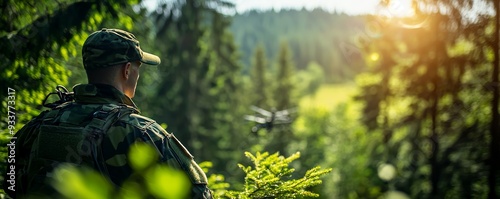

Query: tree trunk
[[489, 0, 500, 198], [429, 13, 443, 198]]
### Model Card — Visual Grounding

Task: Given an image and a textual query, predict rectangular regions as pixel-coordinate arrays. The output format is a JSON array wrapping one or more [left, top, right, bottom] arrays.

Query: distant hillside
[[230, 9, 369, 82]]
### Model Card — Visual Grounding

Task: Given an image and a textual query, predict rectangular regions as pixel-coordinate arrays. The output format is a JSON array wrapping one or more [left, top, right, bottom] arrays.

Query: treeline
[[231, 9, 367, 82]]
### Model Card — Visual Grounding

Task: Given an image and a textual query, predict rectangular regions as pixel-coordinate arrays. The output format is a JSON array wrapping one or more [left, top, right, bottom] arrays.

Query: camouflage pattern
[[11, 84, 212, 198], [82, 28, 161, 69]]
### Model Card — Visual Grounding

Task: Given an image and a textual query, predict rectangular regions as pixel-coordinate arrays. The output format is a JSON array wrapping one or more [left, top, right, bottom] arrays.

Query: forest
[[0, 0, 499, 198]]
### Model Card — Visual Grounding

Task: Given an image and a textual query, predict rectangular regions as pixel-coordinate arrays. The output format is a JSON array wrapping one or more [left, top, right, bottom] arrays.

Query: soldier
[[6, 28, 212, 198]]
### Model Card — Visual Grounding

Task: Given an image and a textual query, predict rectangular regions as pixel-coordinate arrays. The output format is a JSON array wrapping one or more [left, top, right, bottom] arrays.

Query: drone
[[244, 105, 296, 133]]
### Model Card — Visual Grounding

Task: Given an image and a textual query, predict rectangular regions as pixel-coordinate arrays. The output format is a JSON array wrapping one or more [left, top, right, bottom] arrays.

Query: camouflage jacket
[[8, 84, 212, 198]]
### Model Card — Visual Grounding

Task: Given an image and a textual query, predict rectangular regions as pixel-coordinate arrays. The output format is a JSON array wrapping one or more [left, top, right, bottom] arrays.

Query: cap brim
[[141, 52, 161, 65]]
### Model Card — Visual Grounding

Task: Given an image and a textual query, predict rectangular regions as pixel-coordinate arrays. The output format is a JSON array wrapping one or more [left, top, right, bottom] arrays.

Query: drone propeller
[[246, 106, 297, 133], [244, 115, 267, 124], [276, 107, 296, 116], [250, 105, 273, 117], [273, 117, 291, 124]]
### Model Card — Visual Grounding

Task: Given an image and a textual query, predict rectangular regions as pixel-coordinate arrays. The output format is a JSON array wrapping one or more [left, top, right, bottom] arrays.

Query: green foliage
[[355, 1, 495, 198], [48, 144, 330, 199], [200, 162, 232, 198], [225, 152, 332, 199], [291, 100, 388, 198], [51, 142, 191, 199], [129, 142, 159, 171], [295, 62, 326, 97], [52, 164, 114, 199], [290, 107, 332, 182], [325, 103, 386, 198]]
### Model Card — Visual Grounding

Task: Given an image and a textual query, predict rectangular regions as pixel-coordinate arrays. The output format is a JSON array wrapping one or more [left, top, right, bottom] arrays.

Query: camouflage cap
[[82, 28, 161, 70]]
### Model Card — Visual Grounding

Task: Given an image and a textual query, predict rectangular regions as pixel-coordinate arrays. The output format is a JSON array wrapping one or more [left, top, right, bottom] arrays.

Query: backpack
[[6, 86, 135, 198], [5, 85, 212, 199]]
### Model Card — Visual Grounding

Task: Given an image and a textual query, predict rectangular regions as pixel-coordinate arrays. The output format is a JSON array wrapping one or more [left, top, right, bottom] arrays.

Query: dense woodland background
[[1, 0, 499, 198]]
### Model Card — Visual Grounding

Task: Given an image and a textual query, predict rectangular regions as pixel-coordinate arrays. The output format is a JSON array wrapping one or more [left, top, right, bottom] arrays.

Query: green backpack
[[7, 86, 135, 198], [6, 86, 212, 199]]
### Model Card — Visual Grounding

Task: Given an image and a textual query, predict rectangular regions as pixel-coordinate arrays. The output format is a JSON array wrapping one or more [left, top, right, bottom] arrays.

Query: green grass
[[294, 82, 361, 135], [299, 83, 358, 111]]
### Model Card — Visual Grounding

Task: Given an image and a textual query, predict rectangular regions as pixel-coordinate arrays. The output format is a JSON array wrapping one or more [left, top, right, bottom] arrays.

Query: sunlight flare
[[370, 52, 380, 62]]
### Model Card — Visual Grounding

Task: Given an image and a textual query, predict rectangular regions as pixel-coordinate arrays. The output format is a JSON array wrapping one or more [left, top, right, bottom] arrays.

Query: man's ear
[[122, 62, 132, 79]]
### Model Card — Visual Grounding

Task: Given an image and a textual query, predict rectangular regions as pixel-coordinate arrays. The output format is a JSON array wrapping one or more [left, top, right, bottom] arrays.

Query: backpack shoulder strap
[[83, 104, 136, 182]]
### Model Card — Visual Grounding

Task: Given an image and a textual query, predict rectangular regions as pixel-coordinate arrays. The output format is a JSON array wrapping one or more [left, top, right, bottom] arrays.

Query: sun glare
[[378, 0, 415, 17], [370, 53, 380, 62], [376, 0, 430, 29]]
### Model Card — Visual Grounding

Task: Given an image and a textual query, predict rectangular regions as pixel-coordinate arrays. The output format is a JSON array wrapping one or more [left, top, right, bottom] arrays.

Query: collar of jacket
[[73, 84, 140, 112]]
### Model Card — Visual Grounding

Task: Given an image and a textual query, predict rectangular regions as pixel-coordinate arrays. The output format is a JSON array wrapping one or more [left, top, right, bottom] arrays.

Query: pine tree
[[250, 44, 272, 109], [260, 41, 297, 155], [150, 0, 247, 181], [225, 152, 332, 199], [275, 41, 296, 111]]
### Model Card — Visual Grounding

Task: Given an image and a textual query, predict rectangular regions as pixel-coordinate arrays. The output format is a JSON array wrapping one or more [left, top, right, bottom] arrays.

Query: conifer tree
[[262, 41, 297, 155], [250, 44, 272, 109], [151, 0, 246, 179], [275, 41, 296, 111]]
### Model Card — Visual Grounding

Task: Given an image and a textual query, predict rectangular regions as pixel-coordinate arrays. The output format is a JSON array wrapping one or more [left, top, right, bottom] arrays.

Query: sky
[[142, 0, 414, 16], [227, 0, 382, 15]]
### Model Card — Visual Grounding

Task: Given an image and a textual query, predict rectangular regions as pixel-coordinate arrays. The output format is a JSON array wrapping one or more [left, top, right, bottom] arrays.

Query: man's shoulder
[[118, 113, 167, 134], [106, 113, 170, 149], [121, 113, 155, 127]]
